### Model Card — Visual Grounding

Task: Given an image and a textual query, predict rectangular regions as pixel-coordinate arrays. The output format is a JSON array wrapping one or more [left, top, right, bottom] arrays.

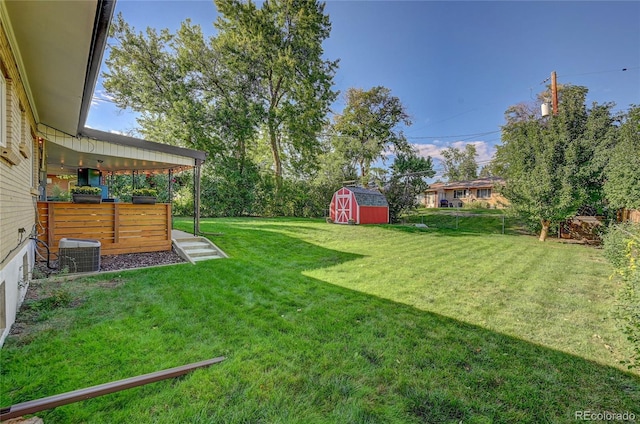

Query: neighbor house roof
[[427, 177, 505, 191]]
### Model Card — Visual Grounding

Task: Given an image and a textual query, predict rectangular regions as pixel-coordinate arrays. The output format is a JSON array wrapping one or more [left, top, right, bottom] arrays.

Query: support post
[[193, 160, 202, 236], [168, 169, 173, 206]]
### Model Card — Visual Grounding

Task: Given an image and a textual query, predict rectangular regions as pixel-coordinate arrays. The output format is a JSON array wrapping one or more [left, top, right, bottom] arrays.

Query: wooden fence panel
[[37, 202, 172, 255]]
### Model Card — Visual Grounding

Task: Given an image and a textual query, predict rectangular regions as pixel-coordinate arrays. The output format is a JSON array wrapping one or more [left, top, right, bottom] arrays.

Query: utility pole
[[541, 71, 559, 117], [551, 71, 558, 116]]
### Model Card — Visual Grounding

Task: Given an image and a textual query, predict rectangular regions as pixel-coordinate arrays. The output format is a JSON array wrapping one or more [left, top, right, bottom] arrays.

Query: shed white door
[[335, 193, 352, 223]]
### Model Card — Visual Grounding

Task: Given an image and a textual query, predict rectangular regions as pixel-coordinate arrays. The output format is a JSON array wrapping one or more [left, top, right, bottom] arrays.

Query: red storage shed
[[329, 187, 389, 224]]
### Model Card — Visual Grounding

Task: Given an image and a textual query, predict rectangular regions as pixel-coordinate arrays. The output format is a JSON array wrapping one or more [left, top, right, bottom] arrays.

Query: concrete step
[[171, 236, 227, 264], [186, 248, 220, 257], [193, 255, 223, 262], [181, 242, 211, 250]]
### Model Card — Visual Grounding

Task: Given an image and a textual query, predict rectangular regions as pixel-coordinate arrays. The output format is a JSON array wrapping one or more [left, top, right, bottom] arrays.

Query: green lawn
[[405, 207, 516, 234], [1, 217, 638, 423]]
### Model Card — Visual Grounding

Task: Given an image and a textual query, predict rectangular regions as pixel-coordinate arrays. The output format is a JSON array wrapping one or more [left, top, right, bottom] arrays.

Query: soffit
[[3, 0, 97, 134]]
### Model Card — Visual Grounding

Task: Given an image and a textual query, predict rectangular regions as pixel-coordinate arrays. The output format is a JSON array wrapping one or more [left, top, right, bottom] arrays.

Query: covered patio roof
[[42, 125, 206, 176]]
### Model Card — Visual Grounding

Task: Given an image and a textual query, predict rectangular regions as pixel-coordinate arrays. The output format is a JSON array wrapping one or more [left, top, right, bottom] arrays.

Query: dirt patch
[[35, 249, 186, 277], [101, 250, 186, 271]]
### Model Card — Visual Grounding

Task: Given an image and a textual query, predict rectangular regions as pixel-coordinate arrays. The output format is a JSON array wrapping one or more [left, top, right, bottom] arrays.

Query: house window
[[453, 189, 468, 199], [1, 74, 6, 148], [477, 188, 492, 198]]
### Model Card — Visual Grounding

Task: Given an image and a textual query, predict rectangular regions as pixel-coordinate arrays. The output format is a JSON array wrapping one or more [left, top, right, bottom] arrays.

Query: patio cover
[[41, 125, 206, 175]]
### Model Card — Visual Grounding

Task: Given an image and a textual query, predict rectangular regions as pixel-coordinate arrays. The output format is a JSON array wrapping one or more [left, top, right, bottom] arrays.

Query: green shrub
[[131, 188, 158, 197], [462, 200, 490, 209], [172, 187, 194, 216], [70, 186, 102, 195], [603, 222, 640, 369], [50, 184, 71, 201]]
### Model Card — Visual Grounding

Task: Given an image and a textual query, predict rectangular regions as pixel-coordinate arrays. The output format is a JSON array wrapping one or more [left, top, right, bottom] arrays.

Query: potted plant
[[70, 186, 102, 204], [131, 188, 158, 204]]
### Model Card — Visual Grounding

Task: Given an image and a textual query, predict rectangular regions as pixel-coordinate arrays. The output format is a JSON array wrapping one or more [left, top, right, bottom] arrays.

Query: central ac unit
[[58, 238, 101, 273]]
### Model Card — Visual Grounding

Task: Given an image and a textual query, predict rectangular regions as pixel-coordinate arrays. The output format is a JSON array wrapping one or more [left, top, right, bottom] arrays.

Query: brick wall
[[0, 18, 38, 265]]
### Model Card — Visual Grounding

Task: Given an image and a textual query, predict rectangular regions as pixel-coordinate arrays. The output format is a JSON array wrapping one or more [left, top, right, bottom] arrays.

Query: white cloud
[[413, 140, 495, 165], [91, 90, 116, 107]]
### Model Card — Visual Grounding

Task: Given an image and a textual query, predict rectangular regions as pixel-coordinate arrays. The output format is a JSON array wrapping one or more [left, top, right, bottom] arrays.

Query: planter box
[[132, 195, 156, 205], [72, 194, 102, 204]]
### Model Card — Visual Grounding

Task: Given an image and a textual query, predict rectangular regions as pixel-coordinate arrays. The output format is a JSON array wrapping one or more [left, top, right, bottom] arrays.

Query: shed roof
[[345, 187, 388, 207]]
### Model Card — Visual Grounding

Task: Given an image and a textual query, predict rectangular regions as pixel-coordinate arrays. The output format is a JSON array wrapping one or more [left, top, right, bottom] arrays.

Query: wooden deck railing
[[37, 202, 172, 255]]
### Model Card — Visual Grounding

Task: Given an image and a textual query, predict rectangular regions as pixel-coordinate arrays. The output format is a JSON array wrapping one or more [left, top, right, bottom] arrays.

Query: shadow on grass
[[3, 221, 638, 423]]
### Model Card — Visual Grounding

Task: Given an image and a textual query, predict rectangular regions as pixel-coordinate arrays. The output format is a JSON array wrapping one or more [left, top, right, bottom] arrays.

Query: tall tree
[[214, 0, 338, 189], [494, 85, 616, 241], [103, 15, 257, 158], [441, 144, 478, 181], [103, 16, 265, 215], [383, 150, 435, 223], [604, 105, 640, 210], [332, 86, 412, 183]]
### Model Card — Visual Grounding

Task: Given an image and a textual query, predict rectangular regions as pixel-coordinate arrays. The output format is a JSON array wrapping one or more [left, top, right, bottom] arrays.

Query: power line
[[560, 66, 639, 79], [540, 66, 639, 84], [407, 130, 500, 140], [320, 130, 501, 141]]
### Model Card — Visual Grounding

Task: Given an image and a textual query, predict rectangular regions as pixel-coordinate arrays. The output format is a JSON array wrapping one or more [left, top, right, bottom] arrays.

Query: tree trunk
[[539, 219, 551, 242], [268, 122, 283, 191]]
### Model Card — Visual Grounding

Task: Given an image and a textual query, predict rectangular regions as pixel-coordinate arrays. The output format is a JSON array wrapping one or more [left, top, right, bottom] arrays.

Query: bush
[[602, 223, 640, 369], [131, 188, 158, 197], [173, 186, 194, 217], [462, 200, 490, 209], [70, 186, 102, 195], [50, 184, 71, 201]]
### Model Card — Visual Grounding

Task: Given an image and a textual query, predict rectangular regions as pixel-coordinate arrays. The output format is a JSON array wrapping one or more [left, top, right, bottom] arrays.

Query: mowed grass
[[1, 217, 638, 423]]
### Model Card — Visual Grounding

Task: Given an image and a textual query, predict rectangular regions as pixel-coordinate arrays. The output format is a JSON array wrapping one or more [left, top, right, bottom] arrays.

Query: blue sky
[[87, 1, 640, 176]]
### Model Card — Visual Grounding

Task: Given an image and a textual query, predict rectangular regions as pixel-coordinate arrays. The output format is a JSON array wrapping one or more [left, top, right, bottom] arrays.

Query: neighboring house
[[0, 0, 204, 346], [423, 177, 507, 208]]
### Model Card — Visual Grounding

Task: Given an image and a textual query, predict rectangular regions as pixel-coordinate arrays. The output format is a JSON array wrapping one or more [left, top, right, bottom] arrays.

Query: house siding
[[0, 18, 39, 346], [424, 178, 508, 209], [437, 188, 506, 209]]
